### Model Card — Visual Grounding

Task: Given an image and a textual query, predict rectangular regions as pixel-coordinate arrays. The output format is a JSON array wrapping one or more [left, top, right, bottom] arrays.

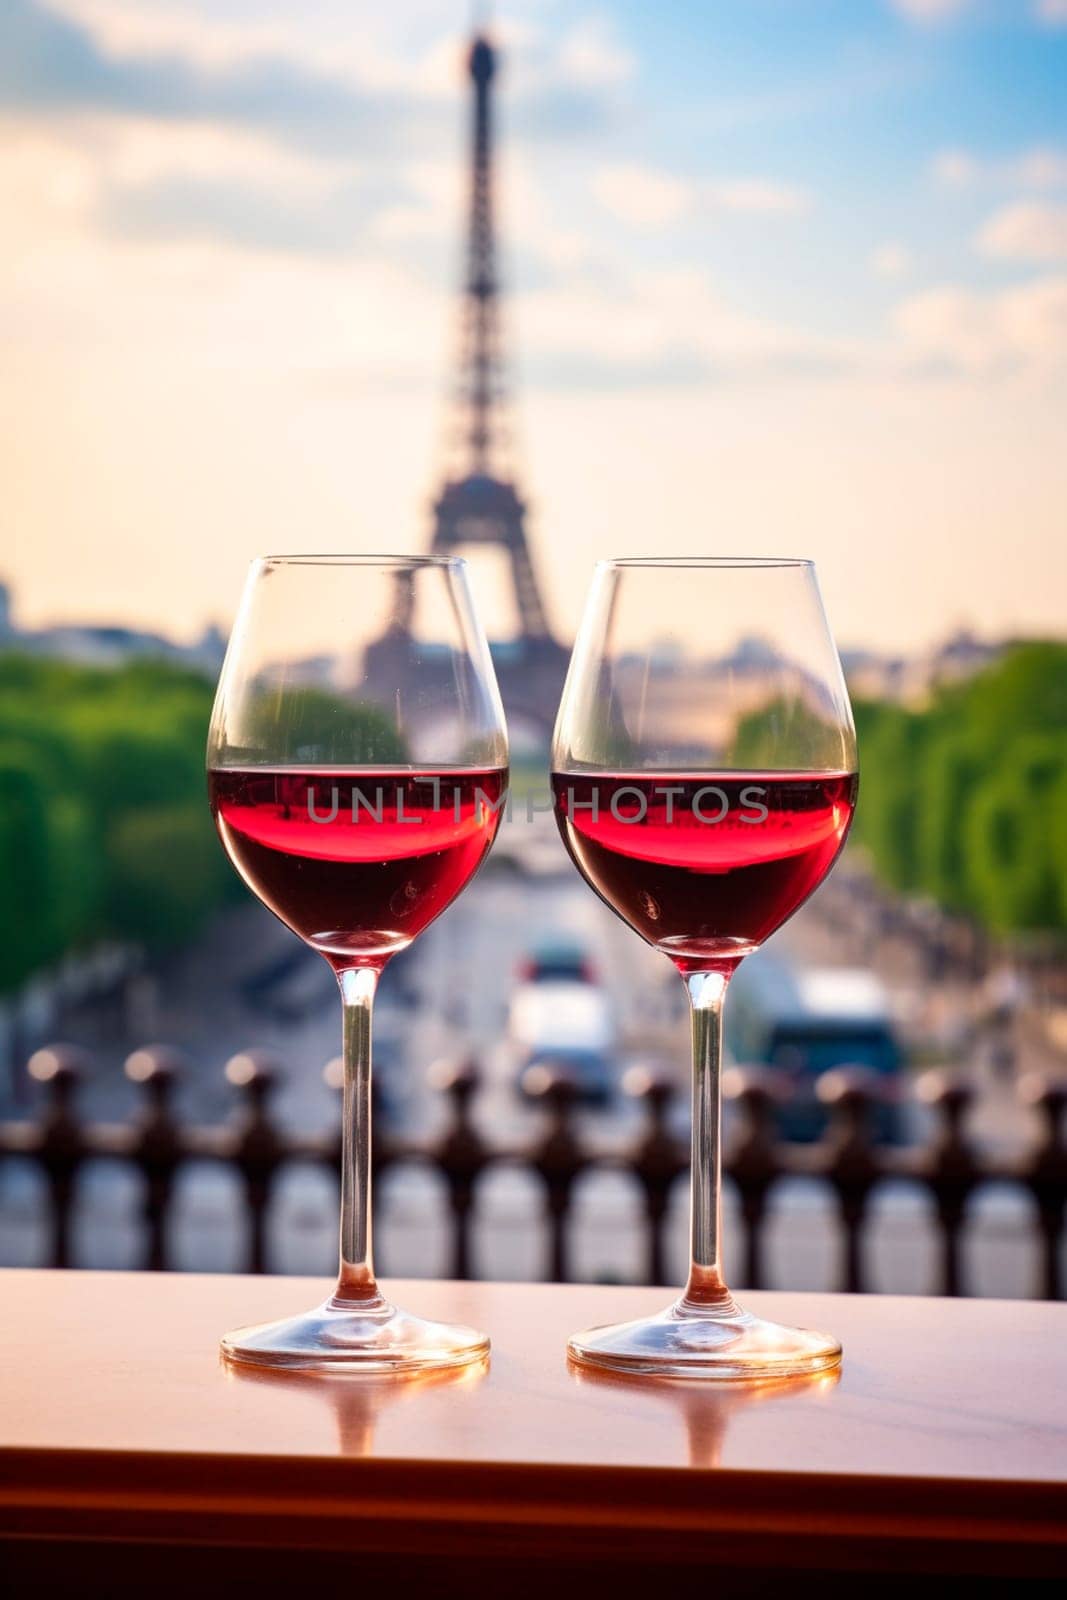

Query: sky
[[1, 0, 1066, 655]]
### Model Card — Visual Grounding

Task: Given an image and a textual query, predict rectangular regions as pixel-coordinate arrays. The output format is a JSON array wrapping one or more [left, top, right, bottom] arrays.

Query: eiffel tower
[[369, 28, 568, 746], [433, 31, 554, 642]]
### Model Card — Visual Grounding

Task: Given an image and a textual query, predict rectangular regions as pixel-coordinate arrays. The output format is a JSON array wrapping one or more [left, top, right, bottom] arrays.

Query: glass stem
[[682, 968, 736, 1312], [334, 965, 381, 1304]]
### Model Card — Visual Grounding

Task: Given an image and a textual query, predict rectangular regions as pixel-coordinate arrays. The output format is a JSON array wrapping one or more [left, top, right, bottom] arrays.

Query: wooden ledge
[[1, 1271, 1065, 1584]]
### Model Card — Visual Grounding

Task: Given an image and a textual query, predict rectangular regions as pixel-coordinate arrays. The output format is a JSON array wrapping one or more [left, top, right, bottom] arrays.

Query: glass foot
[[567, 1294, 841, 1381], [221, 1291, 490, 1374]]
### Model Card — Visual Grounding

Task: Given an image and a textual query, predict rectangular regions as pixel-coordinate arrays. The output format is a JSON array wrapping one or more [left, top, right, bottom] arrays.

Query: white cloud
[[38, 0, 281, 67], [368, 160, 457, 243], [0, 110, 374, 268], [0, 121, 844, 398], [34, 0, 639, 128], [1013, 149, 1067, 189], [535, 229, 595, 272], [8, 1, 645, 267], [555, 15, 636, 88], [36, 0, 459, 96], [104, 119, 344, 192], [0, 180, 444, 380], [889, 0, 971, 22], [932, 149, 980, 187], [1034, 0, 1067, 27], [978, 203, 1067, 263], [518, 265, 854, 380], [932, 145, 1067, 190], [705, 179, 808, 215], [871, 243, 913, 279], [592, 164, 808, 229], [0, 114, 290, 233], [894, 278, 1067, 374], [592, 164, 692, 228]]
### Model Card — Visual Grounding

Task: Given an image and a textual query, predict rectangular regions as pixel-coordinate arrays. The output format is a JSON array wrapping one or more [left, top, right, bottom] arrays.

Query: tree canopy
[[0, 654, 236, 992], [850, 643, 1067, 937]]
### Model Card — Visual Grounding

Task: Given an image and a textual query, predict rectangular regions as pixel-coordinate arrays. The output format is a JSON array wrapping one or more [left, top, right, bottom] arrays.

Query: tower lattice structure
[[371, 30, 567, 737], [430, 32, 554, 646]]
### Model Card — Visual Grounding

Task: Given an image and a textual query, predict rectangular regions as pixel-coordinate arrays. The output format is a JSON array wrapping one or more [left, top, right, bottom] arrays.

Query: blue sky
[[1, 0, 1065, 650], [604, 1, 1067, 323]]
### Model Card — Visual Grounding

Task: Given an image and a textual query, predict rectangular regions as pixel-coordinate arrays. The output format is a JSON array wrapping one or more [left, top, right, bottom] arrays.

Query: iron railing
[[1, 1044, 1064, 1297]]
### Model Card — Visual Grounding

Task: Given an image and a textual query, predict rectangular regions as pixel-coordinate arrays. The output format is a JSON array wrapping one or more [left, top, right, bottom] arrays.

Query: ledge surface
[[2, 1271, 1066, 1578]]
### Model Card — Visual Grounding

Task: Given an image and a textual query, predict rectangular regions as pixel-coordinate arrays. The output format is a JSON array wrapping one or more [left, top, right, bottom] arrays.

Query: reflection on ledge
[[569, 1362, 840, 1468], [224, 1355, 489, 1456]]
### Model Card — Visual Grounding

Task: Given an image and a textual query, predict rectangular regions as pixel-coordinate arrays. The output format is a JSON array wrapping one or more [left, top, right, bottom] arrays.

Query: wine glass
[[551, 558, 857, 1378], [207, 555, 508, 1371]]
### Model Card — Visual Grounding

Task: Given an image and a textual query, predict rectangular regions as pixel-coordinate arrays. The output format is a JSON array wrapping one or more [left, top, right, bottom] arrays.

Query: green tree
[[0, 742, 98, 988], [0, 652, 232, 991], [849, 641, 1067, 937], [107, 804, 233, 948], [851, 705, 928, 891], [964, 771, 1058, 934], [916, 732, 985, 913]]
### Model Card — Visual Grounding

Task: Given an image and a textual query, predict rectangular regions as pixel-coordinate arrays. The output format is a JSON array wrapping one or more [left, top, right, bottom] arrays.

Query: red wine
[[210, 767, 508, 967], [552, 772, 857, 973]]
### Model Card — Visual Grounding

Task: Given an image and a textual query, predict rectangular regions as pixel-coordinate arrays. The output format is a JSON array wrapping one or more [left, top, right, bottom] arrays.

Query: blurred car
[[509, 971, 616, 1105], [516, 939, 599, 985], [727, 955, 904, 1142]]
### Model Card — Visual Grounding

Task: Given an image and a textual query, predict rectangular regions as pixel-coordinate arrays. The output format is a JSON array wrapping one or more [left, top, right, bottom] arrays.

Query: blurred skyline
[[2, 0, 1066, 652]]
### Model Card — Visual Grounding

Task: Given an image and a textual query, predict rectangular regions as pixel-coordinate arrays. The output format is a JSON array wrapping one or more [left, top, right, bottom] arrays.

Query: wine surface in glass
[[552, 771, 857, 971], [210, 766, 507, 967]]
